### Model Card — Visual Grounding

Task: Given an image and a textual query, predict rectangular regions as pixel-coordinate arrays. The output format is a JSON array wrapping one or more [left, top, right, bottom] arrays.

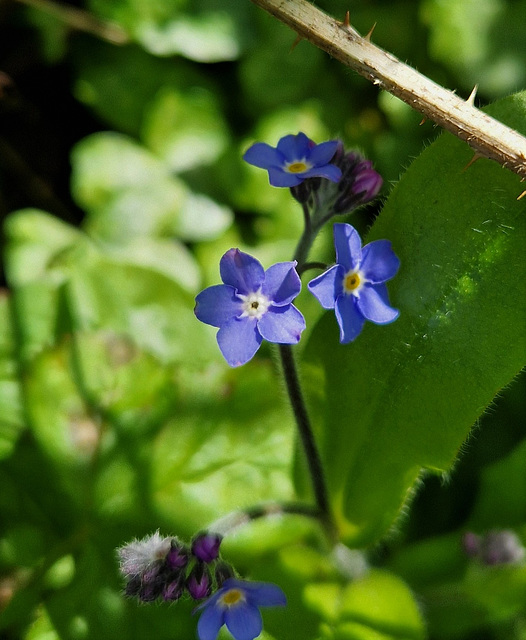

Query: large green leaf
[[302, 92, 526, 546]]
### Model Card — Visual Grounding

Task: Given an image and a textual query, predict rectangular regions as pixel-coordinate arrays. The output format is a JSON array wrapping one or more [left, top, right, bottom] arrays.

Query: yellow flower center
[[286, 160, 310, 174], [343, 270, 362, 294], [220, 588, 245, 607]]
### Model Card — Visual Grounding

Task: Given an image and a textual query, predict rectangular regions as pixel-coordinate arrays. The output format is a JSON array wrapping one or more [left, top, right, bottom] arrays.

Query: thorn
[[517, 189, 526, 201], [466, 84, 478, 107], [419, 116, 427, 126], [462, 154, 482, 172], [364, 22, 377, 42], [290, 34, 303, 52], [343, 10, 350, 28]]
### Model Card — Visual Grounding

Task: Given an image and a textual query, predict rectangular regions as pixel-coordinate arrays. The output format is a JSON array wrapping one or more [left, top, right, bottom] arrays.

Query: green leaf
[[468, 437, 526, 529], [150, 360, 295, 536], [302, 91, 526, 546], [304, 570, 424, 639], [87, 0, 250, 61], [0, 294, 24, 459], [136, 11, 241, 61], [71, 39, 212, 136], [142, 86, 229, 172], [421, 0, 526, 96], [71, 132, 233, 244]]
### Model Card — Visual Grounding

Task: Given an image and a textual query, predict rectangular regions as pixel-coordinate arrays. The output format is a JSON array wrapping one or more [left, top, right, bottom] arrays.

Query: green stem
[[278, 344, 333, 534]]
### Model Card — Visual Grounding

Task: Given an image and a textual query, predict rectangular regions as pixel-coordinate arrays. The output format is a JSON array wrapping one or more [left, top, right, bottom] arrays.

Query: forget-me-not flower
[[194, 578, 286, 640], [308, 223, 400, 343], [243, 132, 342, 187], [195, 249, 305, 367]]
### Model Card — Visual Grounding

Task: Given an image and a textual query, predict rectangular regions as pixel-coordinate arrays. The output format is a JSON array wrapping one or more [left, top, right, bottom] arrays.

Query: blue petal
[[197, 602, 225, 640], [360, 240, 400, 283], [357, 284, 399, 324], [267, 167, 303, 187], [303, 163, 342, 183], [262, 262, 301, 306], [225, 603, 263, 640], [333, 223, 362, 271], [195, 285, 242, 327], [220, 249, 265, 294], [242, 582, 287, 607], [257, 305, 305, 344], [335, 295, 366, 343], [217, 317, 262, 367], [243, 142, 283, 169], [306, 139, 339, 166], [307, 265, 344, 309], [276, 132, 311, 161]]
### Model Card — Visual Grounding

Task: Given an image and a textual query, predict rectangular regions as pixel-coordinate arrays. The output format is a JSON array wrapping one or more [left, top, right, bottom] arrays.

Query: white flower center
[[342, 269, 365, 296], [238, 291, 270, 319]]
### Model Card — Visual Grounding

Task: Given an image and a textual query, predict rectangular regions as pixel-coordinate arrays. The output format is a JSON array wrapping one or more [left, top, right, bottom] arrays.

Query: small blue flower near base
[[194, 578, 287, 640], [308, 223, 400, 343], [243, 132, 342, 187], [195, 249, 306, 366]]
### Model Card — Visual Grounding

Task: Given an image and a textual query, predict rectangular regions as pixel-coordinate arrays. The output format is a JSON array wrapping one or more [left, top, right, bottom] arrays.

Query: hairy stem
[[250, 0, 526, 180]]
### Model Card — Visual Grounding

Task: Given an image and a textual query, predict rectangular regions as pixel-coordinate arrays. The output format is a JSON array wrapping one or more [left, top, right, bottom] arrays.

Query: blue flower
[[308, 223, 400, 343], [194, 578, 286, 640], [243, 132, 342, 187], [195, 249, 306, 367]]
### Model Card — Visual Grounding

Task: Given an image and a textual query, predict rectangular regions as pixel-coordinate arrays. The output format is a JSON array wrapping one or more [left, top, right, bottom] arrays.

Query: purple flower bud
[[333, 153, 383, 213], [166, 541, 189, 570], [351, 166, 383, 201], [162, 576, 185, 602], [191, 533, 222, 563], [186, 563, 212, 600]]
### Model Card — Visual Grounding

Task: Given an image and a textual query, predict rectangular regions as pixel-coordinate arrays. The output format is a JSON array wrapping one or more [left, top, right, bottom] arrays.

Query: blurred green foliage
[[0, 1, 525, 640]]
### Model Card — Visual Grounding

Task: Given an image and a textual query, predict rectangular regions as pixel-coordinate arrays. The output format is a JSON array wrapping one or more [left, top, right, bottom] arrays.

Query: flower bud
[[332, 153, 383, 214], [186, 563, 212, 600], [166, 540, 189, 570], [139, 580, 164, 602], [162, 575, 185, 602], [191, 532, 222, 563]]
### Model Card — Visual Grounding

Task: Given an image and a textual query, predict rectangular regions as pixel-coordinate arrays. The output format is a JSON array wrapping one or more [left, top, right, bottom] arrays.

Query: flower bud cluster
[[462, 530, 525, 566], [289, 140, 382, 218], [118, 531, 233, 603]]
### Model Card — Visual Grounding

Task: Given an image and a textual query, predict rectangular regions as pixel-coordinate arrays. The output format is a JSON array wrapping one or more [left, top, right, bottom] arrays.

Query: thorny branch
[[250, 0, 526, 184]]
